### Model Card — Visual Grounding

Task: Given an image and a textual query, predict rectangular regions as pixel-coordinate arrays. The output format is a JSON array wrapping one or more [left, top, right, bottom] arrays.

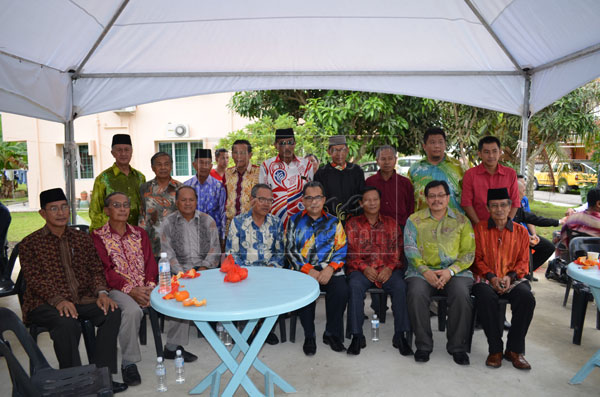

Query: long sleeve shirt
[[19, 226, 108, 323], [404, 207, 475, 279], [160, 210, 221, 273], [183, 174, 227, 240], [314, 162, 365, 219], [89, 163, 146, 230], [408, 156, 464, 212], [365, 171, 414, 228], [92, 223, 157, 294], [224, 164, 260, 234], [284, 210, 347, 275], [226, 210, 284, 267]]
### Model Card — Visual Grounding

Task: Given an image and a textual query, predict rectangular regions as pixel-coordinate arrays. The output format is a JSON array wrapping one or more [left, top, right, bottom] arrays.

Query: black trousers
[[298, 275, 348, 340], [28, 303, 121, 373], [472, 282, 535, 354], [532, 236, 555, 271]]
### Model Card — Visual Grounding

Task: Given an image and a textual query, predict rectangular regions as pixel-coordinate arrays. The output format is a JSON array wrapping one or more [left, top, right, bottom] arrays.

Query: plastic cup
[[587, 252, 599, 262]]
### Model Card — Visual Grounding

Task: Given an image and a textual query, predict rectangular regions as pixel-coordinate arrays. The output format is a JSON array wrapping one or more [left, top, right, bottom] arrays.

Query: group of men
[[22, 125, 567, 393]]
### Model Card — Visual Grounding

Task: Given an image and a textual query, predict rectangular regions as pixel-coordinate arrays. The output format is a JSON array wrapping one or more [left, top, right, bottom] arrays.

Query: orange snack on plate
[[174, 290, 190, 301]]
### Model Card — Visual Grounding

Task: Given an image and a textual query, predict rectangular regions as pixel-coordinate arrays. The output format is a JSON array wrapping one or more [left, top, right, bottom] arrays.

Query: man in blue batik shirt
[[285, 181, 349, 357]]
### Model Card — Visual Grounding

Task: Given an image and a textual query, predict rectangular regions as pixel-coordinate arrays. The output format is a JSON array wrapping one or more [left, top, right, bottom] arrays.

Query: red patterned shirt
[[365, 171, 414, 227]]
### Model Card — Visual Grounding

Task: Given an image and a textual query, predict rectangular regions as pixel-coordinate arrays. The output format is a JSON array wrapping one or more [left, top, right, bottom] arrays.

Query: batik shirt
[[226, 210, 284, 267], [89, 163, 146, 230], [404, 207, 475, 280], [224, 164, 260, 234], [138, 177, 182, 256], [259, 155, 314, 228], [284, 210, 347, 275], [183, 174, 226, 240], [160, 210, 221, 274], [560, 209, 600, 246], [408, 156, 464, 212]]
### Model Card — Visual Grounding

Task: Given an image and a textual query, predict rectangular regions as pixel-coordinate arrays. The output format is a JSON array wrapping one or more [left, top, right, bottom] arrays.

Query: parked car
[[396, 155, 422, 176], [533, 161, 597, 193], [361, 161, 378, 178]]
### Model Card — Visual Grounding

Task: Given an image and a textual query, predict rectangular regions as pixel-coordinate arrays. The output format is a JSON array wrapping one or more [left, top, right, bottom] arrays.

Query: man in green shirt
[[404, 180, 475, 365], [89, 134, 146, 230]]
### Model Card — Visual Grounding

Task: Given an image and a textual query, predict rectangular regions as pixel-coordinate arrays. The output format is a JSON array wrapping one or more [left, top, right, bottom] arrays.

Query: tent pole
[[64, 120, 77, 224], [519, 73, 532, 177]]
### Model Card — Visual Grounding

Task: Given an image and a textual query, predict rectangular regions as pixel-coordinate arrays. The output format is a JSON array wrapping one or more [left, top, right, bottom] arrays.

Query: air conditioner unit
[[165, 123, 190, 138]]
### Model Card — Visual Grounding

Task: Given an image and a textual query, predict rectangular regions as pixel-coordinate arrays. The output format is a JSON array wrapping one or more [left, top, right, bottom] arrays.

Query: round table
[[150, 267, 319, 396]]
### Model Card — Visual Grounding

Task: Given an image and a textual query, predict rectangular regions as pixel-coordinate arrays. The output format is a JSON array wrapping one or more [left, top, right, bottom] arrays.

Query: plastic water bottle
[[174, 349, 185, 384], [217, 322, 232, 346], [156, 357, 167, 392], [371, 314, 380, 342], [158, 252, 171, 295]]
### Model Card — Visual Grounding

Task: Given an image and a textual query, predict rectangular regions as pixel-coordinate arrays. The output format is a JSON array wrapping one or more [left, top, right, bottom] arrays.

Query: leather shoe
[[163, 345, 198, 362], [347, 335, 366, 355], [303, 337, 316, 356], [323, 334, 346, 352], [452, 352, 470, 366], [504, 351, 532, 370], [265, 332, 279, 345], [121, 364, 141, 386], [392, 333, 414, 356], [414, 350, 430, 363], [112, 381, 128, 394], [486, 352, 503, 368]]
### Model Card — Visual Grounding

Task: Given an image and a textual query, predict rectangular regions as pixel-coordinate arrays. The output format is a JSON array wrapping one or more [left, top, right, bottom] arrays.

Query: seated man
[[92, 192, 162, 386], [345, 186, 412, 356], [404, 181, 475, 365], [285, 181, 349, 356], [160, 185, 220, 354], [19, 188, 126, 393], [472, 188, 535, 370]]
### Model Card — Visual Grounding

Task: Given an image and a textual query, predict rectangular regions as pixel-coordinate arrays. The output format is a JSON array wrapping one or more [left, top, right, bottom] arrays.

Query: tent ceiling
[[1, 0, 599, 122]]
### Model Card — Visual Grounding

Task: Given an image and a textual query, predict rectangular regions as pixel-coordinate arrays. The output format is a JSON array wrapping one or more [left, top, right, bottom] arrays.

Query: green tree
[[0, 115, 28, 198]]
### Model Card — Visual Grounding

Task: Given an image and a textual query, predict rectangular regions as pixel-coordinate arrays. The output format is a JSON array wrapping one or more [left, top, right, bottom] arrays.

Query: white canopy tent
[[1, 0, 600, 221]]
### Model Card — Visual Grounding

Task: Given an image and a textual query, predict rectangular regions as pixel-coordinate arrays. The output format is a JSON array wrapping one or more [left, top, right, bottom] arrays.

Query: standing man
[[184, 148, 226, 242], [138, 152, 182, 259], [408, 127, 464, 212], [314, 135, 365, 220], [260, 128, 314, 228], [210, 148, 229, 182], [404, 181, 475, 365], [461, 136, 519, 225], [90, 134, 146, 230], [285, 181, 348, 356], [472, 188, 535, 370], [20, 188, 126, 393], [224, 139, 260, 235], [345, 187, 412, 356]]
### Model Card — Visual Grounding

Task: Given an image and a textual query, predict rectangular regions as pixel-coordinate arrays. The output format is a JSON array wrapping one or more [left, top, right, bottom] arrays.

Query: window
[[158, 141, 203, 177], [71, 144, 94, 179]]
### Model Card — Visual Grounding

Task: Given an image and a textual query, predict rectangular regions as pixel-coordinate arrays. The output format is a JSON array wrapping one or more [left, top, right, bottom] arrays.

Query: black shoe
[[532, 276, 538, 282], [323, 334, 346, 352], [303, 337, 316, 356], [414, 350, 430, 363], [163, 345, 198, 362], [452, 352, 470, 365], [392, 334, 414, 356], [266, 332, 279, 345], [121, 364, 141, 386], [112, 381, 128, 394], [347, 335, 366, 355]]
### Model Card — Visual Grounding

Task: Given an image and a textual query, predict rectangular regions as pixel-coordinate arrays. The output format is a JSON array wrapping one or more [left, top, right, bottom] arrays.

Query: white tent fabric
[[1, 0, 600, 123]]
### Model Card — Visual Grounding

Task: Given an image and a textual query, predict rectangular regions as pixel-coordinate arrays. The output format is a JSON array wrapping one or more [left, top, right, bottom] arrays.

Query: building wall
[[2, 93, 249, 209]]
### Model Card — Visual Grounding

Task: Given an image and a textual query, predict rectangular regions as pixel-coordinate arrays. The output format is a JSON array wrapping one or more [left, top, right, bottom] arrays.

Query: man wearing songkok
[[184, 148, 226, 241], [408, 127, 464, 212], [20, 188, 126, 393], [224, 139, 260, 235], [260, 128, 314, 228], [404, 180, 475, 365], [472, 187, 535, 370], [138, 151, 182, 259], [345, 186, 412, 356], [160, 185, 220, 358], [461, 136, 519, 225], [90, 133, 146, 230], [92, 192, 161, 386], [210, 148, 229, 182], [314, 135, 365, 220], [285, 181, 348, 356], [561, 187, 600, 247]]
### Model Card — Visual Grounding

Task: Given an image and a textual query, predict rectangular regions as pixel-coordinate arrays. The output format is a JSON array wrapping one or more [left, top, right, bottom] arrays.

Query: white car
[[396, 155, 422, 176]]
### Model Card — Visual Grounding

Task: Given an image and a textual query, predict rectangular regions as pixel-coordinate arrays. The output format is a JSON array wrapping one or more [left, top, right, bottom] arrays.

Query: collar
[[361, 213, 383, 226], [107, 222, 134, 237], [41, 224, 70, 239], [330, 162, 346, 171], [475, 162, 506, 176], [423, 207, 456, 220], [111, 162, 132, 176], [176, 210, 200, 222], [275, 154, 299, 164], [422, 155, 446, 166], [487, 217, 513, 231], [301, 209, 329, 220], [150, 177, 178, 188]]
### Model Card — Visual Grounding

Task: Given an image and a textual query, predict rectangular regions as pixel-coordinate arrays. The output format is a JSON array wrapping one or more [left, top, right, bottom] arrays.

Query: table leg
[[569, 348, 600, 384]]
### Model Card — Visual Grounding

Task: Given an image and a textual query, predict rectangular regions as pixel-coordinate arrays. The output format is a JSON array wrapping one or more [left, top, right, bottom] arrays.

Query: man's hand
[[96, 294, 118, 315], [433, 269, 452, 289], [129, 286, 153, 307], [423, 270, 442, 289], [363, 266, 378, 283], [490, 277, 503, 293], [377, 267, 393, 285], [308, 268, 320, 281], [317, 266, 335, 285], [56, 300, 78, 318], [499, 275, 512, 294], [529, 234, 540, 247]]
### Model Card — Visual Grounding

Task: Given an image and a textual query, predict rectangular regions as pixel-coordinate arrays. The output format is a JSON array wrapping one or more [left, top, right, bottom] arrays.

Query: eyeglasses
[[232, 151, 249, 156], [110, 202, 131, 209], [277, 139, 295, 146], [255, 197, 274, 204], [489, 202, 510, 209], [330, 147, 348, 154], [426, 193, 448, 200], [46, 204, 70, 213], [304, 195, 324, 203]]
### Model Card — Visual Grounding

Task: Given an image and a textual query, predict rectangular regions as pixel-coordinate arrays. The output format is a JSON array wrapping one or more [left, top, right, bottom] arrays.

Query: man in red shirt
[[461, 136, 519, 225]]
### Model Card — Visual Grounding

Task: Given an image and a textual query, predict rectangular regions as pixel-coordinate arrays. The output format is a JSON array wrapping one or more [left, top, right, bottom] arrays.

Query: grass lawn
[[529, 200, 573, 241], [7, 211, 91, 242]]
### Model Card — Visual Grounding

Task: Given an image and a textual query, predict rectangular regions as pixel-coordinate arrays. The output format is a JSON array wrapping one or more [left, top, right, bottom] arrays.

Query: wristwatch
[[448, 269, 455, 277], [98, 290, 109, 295]]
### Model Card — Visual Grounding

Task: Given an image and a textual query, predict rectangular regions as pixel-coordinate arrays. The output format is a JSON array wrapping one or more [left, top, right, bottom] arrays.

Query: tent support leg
[[519, 73, 531, 177], [64, 120, 77, 224]]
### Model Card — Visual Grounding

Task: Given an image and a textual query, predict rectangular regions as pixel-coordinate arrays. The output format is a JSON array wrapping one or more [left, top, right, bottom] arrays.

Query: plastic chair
[[0, 307, 113, 397], [0, 243, 19, 298], [138, 307, 164, 358]]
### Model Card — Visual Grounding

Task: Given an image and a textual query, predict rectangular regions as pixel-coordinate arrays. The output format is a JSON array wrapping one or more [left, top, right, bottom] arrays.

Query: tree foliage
[[0, 115, 28, 198]]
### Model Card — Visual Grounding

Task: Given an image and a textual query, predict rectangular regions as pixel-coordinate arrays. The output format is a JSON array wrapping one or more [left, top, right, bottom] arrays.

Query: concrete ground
[[1, 266, 599, 397]]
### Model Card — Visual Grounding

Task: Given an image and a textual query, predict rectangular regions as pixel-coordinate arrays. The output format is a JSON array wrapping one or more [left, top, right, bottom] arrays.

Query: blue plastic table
[[150, 267, 319, 396], [567, 262, 600, 385]]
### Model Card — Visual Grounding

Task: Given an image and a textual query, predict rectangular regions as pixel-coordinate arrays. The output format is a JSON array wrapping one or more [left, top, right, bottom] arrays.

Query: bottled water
[[156, 357, 167, 392], [174, 349, 185, 384], [158, 252, 171, 295], [371, 314, 380, 342], [217, 322, 232, 346]]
